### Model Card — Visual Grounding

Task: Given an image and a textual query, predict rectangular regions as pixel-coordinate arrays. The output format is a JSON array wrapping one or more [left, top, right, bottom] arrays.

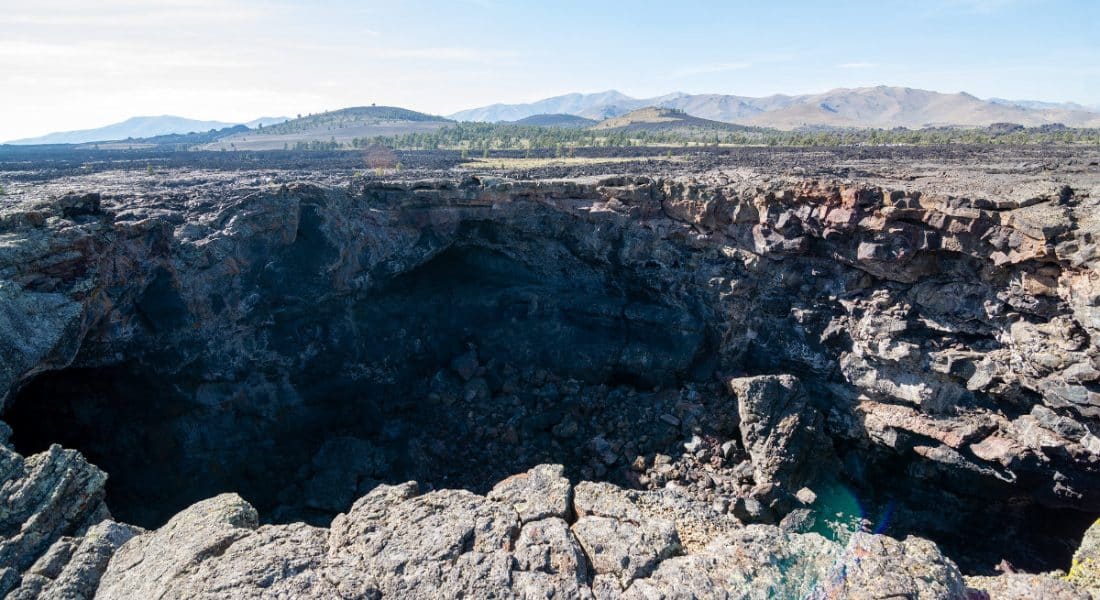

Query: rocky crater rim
[[2, 168, 1099, 582]]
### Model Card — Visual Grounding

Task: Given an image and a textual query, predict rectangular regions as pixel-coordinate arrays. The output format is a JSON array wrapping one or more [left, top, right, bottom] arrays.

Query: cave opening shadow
[[4, 243, 716, 530], [835, 447, 1100, 576]]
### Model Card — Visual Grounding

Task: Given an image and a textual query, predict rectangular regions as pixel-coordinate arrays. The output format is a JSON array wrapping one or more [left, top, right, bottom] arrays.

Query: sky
[[1, 0, 1099, 140]]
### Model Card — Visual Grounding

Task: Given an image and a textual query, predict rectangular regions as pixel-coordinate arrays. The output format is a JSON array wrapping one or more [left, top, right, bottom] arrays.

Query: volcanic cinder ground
[[2, 145, 1100, 599]]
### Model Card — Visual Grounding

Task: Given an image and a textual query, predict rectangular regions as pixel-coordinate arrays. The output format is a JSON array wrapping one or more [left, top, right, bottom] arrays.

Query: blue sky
[[2, 0, 1098, 139]]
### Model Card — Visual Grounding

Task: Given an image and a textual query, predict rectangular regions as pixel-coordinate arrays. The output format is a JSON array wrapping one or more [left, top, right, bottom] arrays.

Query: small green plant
[[460, 148, 468, 159], [395, 162, 403, 171], [146, 164, 154, 175], [0, 183, 6, 196], [482, 147, 489, 159]]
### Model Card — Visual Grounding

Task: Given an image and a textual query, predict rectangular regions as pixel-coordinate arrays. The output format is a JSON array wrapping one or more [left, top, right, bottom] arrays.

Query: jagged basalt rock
[[7, 520, 141, 600], [965, 573, 1090, 600], [2, 151, 1100, 595], [727, 374, 832, 495], [488, 463, 573, 523], [89, 465, 970, 599], [0, 437, 114, 598]]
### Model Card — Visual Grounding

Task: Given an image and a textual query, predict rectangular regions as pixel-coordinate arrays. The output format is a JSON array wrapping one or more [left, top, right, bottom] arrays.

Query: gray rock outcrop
[[0, 436, 115, 598], [89, 464, 972, 599]]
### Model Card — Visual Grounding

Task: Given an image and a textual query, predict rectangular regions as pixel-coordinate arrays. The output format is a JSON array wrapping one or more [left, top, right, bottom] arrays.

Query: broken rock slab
[[7, 519, 141, 600], [0, 440, 112, 598], [727, 374, 832, 494], [488, 462, 572, 523], [82, 463, 1007, 598]]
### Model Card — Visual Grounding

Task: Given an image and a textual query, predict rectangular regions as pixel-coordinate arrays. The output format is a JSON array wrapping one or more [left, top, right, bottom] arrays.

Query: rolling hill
[[451, 87, 1100, 130], [510, 114, 598, 128], [201, 106, 452, 150], [589, 107, 749, 135]]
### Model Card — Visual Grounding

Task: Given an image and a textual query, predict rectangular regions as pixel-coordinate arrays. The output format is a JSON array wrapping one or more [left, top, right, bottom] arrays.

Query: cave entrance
[[5, 244, 719, 529], [4, 238, 1095, 577]]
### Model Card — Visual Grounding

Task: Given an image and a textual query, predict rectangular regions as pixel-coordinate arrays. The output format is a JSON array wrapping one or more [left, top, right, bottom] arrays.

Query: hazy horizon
[[3, 0, 1099, 140]]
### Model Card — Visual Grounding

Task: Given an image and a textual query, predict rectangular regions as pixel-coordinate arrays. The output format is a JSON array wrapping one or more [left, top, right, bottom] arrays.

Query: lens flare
[[809, 478, 865, 544]]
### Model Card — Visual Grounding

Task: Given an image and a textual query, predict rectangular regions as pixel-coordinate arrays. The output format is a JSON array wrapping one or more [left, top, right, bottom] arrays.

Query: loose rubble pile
[[1, 147, 1100, 597]]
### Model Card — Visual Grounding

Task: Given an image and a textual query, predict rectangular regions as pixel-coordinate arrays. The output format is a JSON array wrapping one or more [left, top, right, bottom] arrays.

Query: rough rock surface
[[728, 374, 830, 493], [89, 464, 970, 599], [965, 573, 1090, 600], [488, 463, 573, 523], [0, 432, 114, 598], [2, 149, 1100, 595], [624, 528, 967, 600], [1066, 519, 1100, 597], [7, 519, 141, 600]]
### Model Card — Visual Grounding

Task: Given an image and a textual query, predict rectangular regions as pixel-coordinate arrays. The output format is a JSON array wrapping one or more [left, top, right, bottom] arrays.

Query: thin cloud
[[674, 62, 751, 77], [369, 47, 519, 64], [838, 62, 878, 69], [0, 40, 257, 70], [0, 0, 263, 27]]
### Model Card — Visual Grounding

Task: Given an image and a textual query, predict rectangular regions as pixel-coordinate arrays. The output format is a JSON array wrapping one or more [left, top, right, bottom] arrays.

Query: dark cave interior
[[4, 242, 1097, 576]]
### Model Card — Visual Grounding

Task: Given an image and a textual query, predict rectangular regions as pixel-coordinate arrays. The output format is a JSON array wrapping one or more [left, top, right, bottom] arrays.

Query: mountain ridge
[[450, 86, 1100, 129], [12, 86, 1100, 146], [8, 115, 291, 145]]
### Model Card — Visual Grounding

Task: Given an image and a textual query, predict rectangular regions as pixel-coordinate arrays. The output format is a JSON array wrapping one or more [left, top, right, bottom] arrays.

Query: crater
[[3, 177, 1098, 578]]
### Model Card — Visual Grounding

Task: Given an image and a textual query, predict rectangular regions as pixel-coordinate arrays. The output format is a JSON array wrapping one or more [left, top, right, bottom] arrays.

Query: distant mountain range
[[450, 87, 1100, 130], [7, 115, 290, 145], [988, 98, 1100, 112], [451, 91, 675, 123], [9, 86, 1100, 146]]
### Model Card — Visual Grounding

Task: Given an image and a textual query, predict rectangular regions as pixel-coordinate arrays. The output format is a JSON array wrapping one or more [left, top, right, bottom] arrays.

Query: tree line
[[353, 123, 1100, 150], [272, 122, 1100, 152]]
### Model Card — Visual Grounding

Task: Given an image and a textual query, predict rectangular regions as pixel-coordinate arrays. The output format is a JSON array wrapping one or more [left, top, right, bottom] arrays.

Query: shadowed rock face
[[2, 160, 1100, 596], [4, 184, 713, 529]]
